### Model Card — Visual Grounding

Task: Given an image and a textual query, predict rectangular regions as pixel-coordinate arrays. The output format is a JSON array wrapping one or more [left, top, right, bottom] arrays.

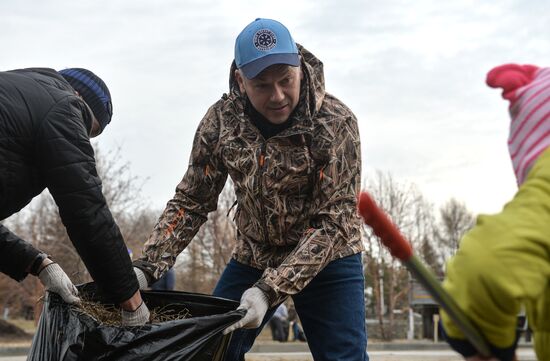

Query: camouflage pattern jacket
[[136, 45, 364, 306]]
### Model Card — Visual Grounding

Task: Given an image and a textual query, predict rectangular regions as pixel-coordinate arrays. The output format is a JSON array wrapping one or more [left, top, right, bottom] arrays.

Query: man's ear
[[235, 69, 246, 94]]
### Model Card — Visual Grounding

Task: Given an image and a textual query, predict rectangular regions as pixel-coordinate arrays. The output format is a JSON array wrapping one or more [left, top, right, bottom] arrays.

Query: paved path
[[246, 349, 537, 361], [1, 349, 538, 361]]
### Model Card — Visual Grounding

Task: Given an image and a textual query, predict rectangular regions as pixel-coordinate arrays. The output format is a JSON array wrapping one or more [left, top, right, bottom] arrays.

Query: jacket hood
[[228, 44, 326, 118]]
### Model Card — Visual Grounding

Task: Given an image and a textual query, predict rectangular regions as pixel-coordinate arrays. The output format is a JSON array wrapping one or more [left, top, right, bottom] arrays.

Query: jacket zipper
[[258, 142, 270, 244]]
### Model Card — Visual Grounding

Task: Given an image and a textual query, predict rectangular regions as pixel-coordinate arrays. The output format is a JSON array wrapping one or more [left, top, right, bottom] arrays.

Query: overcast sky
[[2, 0, 549, 215]]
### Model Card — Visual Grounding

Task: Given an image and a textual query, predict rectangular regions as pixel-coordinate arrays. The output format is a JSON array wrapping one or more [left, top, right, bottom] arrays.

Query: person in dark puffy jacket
[[0, 67, 149, 326]]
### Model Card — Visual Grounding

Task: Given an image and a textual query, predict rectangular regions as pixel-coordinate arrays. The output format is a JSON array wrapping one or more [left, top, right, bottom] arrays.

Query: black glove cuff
[[441, 321, 519, 361], [253, 280, 277, 307], [132, 260, 157, 283], [29, 253, 49, 276]]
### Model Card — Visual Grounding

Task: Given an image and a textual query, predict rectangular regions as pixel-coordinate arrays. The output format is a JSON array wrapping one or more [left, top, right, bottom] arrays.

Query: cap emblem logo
[[253, 29, 277, 51]]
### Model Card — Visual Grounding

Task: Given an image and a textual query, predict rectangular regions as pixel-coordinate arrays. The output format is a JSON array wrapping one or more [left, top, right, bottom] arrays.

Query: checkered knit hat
[[58, 68, 113, 133], [486, 64, 550, 185]]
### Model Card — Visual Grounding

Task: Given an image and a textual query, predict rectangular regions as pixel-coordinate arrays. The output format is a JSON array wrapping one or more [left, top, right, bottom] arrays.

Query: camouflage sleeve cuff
[[132, 260, 158, 284], [253, 280, 282, 308]]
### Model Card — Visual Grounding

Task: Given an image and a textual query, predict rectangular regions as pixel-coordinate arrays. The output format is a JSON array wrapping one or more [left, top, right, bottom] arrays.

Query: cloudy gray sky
[[2, 0, 549, 215]]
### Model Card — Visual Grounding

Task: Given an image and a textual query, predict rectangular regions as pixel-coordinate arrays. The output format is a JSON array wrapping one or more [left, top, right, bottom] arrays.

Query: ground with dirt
[[0, 320, 32, 341]]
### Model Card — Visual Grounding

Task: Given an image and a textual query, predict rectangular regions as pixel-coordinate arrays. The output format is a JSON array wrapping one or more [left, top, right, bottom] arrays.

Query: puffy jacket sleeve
[[0, 223, 41, 281], [441, 148, 550, 361], [36, 98, 138, 304], [258, 108, 363, 306], [134, 102, 228, 281]]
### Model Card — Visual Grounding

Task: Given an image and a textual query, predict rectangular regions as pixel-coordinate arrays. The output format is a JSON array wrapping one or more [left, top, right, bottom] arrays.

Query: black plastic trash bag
[[28, 283, 244, 361]]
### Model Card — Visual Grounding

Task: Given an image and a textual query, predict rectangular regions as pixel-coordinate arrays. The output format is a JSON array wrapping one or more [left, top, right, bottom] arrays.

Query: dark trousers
[[213, 253, 369, 361]]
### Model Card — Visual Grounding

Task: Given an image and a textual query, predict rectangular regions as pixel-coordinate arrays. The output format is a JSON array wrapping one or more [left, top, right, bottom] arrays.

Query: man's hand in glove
[[37, 260, 80, 304], [223, 286, 269, 334], [120, 290, 150, 326]]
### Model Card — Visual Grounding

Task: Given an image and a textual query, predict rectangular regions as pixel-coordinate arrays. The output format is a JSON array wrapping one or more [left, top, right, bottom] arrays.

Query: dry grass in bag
[[75, 299, 192, 326]]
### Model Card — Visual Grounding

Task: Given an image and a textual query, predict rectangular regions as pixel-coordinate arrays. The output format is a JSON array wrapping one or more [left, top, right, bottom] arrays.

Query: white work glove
[[121, 301, 150, 327], [134, 267, 149, 289], [38, 263, 80, 304], [223, 286, 269, 335]]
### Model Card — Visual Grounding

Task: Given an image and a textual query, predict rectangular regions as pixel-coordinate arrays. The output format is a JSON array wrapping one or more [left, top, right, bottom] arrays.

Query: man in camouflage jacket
[[134, 18, 368, 361]]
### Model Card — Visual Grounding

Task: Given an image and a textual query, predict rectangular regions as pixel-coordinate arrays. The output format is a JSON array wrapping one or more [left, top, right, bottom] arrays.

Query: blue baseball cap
[[235, 18, 300, 79]]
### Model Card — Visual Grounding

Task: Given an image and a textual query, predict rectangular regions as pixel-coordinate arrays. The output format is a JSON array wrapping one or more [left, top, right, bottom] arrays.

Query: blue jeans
[[151, 268, 176, 290], [213, 253, 369, 361]]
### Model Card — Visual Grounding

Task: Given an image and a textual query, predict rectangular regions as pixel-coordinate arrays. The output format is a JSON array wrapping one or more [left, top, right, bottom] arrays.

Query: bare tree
[[0, 193, 73, 321], [413, 199, 443, 276], [434, 198, 475, 258], [194, 180, 237, 278], [175, 181, 237, 293], [1, 191, 61, 311], [419, 235, 443, 277], [121, 209, 160, 260], [362, 171, 435, 340], [94, 146, 147, 218]]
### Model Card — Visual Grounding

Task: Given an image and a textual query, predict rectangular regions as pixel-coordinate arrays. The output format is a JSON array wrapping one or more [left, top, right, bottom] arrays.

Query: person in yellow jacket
[[441, 63, 550, 361]]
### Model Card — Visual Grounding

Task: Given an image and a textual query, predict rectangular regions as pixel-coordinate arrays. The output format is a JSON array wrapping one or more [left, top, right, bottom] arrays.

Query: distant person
[[441, 64, 550, 361], [0, 68, 149, 326], [133, 18, 368, 360], [269, 303, 289, 342], [151, 268, 176, 291]]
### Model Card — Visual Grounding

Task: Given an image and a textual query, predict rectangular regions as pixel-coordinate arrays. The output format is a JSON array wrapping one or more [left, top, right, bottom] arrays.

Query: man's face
[[76, 91, 102, 138], [89, 116, 101, 138], [236, 64, 303, 124]]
